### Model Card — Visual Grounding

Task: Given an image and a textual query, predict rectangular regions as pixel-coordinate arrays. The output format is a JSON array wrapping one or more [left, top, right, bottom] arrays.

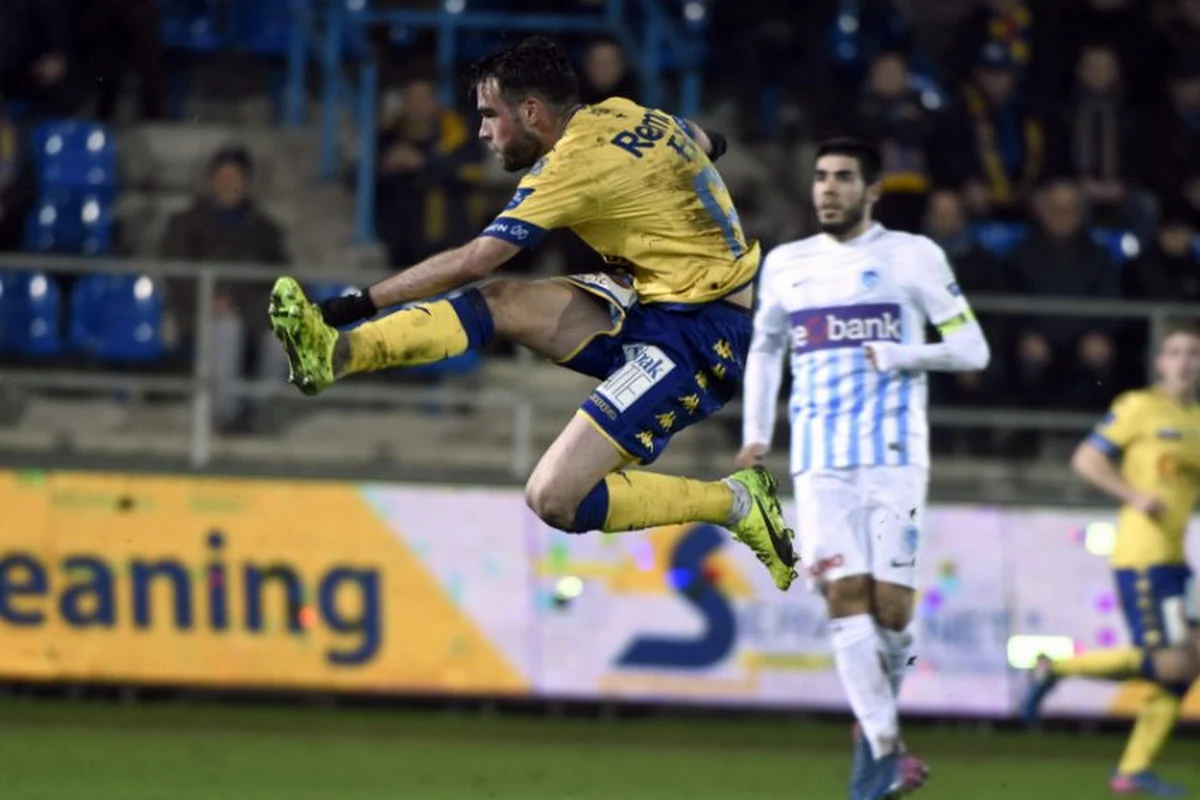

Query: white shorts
[[793, 465, 929, 591]]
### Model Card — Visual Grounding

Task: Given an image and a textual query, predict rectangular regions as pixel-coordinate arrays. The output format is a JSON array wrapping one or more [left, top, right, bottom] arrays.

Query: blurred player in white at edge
[[736, 137, 990, 800]]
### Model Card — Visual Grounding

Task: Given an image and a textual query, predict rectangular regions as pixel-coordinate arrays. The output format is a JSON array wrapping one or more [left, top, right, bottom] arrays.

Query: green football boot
[[725, 465, 799, 591], [268, 277, 338, 396]]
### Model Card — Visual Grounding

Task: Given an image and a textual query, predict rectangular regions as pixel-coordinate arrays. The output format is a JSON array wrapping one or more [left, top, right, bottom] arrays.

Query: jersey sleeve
[[480, 145, 600, 249], [1087, 392, 1145, 459], [742, 252, 790, 448], [908, 237, 977, 333]]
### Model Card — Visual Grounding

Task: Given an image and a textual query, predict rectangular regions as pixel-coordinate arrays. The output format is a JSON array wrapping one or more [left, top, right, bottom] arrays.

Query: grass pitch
[[2, 699, 1198, 799]]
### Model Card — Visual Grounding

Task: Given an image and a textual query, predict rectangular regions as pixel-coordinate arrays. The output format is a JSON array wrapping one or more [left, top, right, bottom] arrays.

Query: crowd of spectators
[[2, 0, 1198, 453]]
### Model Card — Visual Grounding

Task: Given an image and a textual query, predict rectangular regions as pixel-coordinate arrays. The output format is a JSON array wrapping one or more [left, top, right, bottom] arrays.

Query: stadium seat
[[159, 0, 225, 51], [235, 0, 292, 54], [68, 275, 164, 363], [969, 221, 1030, 258], [0, 271, 63, 357], [24, 192, 116, 256], [1091, 228, 1140, 266], [31, 121, 119, 196]]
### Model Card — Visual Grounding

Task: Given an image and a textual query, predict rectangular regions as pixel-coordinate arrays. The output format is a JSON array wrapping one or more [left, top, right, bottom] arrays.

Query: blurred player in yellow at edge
[[1023, 319, 1200, 797], [265, 36, 798, 589]]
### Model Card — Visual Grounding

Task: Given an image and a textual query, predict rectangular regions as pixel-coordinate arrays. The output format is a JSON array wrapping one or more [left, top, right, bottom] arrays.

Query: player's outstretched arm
[[320, 236, 519, 327], [1071, 437, 1163, 516], [866, 238, 990, 374], [738, 262, 789, 467]]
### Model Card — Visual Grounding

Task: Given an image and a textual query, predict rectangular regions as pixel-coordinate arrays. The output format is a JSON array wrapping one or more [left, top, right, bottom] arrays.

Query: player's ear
[[519, 97, 540, 127], [866, 180, 884, 206]]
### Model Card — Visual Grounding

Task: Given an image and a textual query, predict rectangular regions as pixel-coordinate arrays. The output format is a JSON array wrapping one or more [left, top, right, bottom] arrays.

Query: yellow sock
[[601, 471, 733, 532], [1117, 686, 1180, 775], [1051, 648, 1143, 680], [345, 300, 469, 375]]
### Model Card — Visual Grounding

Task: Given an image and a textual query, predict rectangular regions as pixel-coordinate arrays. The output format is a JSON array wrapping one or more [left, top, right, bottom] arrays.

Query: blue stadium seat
[[31, 121, 118, 196], [160, 0, 225, 51], [1091, 228, 1140, 266], [24, 192, 115, 256], [0, 271, 63, 357], [68, 275, 164, 363], [236, 0, 292, 54], [969, 221, 1030, 258]]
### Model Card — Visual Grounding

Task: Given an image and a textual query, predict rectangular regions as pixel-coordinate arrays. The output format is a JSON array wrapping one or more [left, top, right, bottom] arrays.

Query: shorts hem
[[575, 409, 641, 466]]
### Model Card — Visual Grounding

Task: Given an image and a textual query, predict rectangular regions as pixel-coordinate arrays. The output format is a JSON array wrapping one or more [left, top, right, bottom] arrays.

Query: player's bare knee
[[524, 477, 580, 532], [873, 584, 915, 631], [1152, 646, 1200, 685], [873, 600, 912, 632], [825, 575, 872, 618]]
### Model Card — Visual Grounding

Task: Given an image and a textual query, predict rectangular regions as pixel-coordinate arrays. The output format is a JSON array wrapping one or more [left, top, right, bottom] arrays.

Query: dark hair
[[210, 144, 253, 176], [814, 137, 883, 185], [468, 36, 580, 110]]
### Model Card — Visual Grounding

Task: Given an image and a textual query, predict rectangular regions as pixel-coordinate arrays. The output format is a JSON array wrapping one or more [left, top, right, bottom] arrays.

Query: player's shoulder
[[762, 236, 824, 273], [1109, 388, 1156, 417], [873, 228, 946, 262]]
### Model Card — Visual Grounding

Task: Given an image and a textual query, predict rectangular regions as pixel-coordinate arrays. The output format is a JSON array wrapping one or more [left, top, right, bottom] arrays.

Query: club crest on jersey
[[789, 303, 903, 353], [861, 269, 881, 291]]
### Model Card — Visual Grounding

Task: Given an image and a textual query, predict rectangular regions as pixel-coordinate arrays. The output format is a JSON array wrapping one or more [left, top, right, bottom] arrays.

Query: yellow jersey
[[1089, 388, 1200, 568], [482, 97, 760, 305]]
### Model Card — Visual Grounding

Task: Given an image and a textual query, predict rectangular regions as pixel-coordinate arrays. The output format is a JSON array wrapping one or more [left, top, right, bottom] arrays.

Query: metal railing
[[0, 253, 1194, 479], [283, 0, 707, 243]]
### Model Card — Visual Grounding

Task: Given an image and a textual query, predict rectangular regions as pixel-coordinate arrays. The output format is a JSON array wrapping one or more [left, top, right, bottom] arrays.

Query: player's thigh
[[794, 471, 871, 614], [864, 465, 926, 629], [479, 278, 614, 363], [525, 410, 632, 526]]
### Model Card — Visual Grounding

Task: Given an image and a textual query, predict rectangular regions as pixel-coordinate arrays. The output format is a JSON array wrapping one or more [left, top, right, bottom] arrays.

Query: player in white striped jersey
[[737, 139, 990, 800]]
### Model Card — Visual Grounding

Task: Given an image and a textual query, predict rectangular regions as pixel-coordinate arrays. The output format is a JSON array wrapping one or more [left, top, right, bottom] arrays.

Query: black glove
[[319, 290, 377, 328], [707, 130, 728, 162]]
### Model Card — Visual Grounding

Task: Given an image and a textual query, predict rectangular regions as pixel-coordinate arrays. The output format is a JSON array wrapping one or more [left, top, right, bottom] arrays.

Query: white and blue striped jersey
[[743, 224, 975, 475]]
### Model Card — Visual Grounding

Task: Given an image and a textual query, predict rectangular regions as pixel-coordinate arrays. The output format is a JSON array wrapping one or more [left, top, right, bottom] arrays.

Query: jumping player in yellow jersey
[[1023, 320, 1200, 797], [265, 37, 798, 589]]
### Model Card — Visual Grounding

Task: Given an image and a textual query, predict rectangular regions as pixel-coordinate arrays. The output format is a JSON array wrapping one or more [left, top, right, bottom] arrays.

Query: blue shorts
[[1114, 564, 1198, 649], [559, 292, 752, 465]]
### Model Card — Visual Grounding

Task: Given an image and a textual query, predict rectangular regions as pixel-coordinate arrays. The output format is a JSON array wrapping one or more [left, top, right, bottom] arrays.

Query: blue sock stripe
[[569, 480, 610, 533], [447, 288, 495, 349]]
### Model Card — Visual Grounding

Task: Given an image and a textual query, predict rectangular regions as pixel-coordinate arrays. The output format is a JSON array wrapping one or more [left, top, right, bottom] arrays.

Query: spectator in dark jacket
[[1124, 207, 1200, 302], [923, 189, 1009, 453], [1145, 59, 1200, 215], [161, 146, 290, 433], [0, 102, 37, 251], [579, 37, 639, 104], [1008, 180, 1122, 410], [931, 43, 1066, 222], [844, 50, 938, 233], [1067, 43, 1158, 241], [73, 0, 167, 121], [0, 0, 80, 117], [374, 74, 484, 269]]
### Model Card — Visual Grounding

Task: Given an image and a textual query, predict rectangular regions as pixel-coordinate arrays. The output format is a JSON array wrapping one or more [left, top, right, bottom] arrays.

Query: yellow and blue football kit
[[1088, 389, 1200, 653], [266, 94, 799, 589], [481, 97, 760, 464], [1036, 388, 1200, 784]]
